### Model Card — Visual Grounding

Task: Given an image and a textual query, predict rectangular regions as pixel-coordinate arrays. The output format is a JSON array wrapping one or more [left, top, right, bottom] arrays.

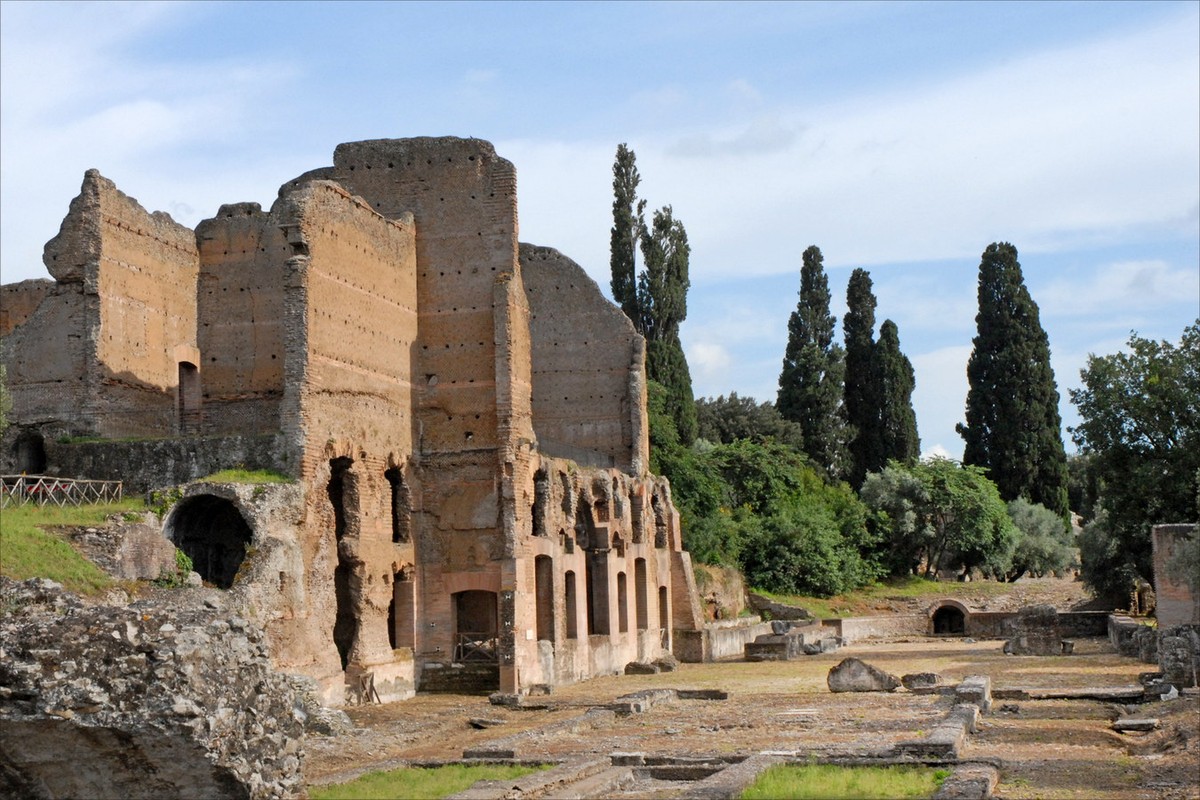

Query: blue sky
[[2, 1, 1197, 459]]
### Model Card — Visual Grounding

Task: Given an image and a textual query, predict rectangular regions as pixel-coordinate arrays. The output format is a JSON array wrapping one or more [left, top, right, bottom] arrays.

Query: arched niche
[[164, 494, 253, 589]]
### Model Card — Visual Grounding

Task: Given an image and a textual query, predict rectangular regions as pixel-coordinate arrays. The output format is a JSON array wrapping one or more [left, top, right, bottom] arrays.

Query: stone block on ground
[[934, 763, 1000, 799], [956, 675, 993, 712], [1111, 718, 1160, 732], [653, 653, 680, 672], [827, 657, 900, 693], [625, 661, 661, 675], [902, 672, 945, 693]]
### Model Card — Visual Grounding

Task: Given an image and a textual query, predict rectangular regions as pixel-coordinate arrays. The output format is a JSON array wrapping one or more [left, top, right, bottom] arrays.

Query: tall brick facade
[[1, 137, 705, 702]]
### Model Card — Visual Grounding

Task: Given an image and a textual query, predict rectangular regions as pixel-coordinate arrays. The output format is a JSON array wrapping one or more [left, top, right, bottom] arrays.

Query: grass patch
[[197, 468, 292, 484], [0, 499, 144, 595], [740, 763, 949, 800], [309, 763, 550, 800]]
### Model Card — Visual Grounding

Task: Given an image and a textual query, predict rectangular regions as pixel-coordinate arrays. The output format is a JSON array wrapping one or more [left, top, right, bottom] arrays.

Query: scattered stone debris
[[0, 577, 305, 799], [826, 658, 901, 693]]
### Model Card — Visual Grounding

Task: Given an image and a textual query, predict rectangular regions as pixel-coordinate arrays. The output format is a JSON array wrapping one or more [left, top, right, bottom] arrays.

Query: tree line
[[607, 144, 1196, 603]]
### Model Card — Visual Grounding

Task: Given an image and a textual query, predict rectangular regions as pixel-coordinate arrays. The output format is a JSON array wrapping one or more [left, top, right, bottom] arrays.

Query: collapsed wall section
[[2, 170, 198, 439], [520, 244, 649, 474], [195, 203, 290, 436]]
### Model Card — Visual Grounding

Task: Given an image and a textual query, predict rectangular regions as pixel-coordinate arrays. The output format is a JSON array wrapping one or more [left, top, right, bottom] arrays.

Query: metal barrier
[[454, 632, 499, 663], [0, 475, 124, 508]]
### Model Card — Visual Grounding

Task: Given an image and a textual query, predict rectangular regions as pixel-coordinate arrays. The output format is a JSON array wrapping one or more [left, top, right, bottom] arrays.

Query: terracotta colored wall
[[196, 203, 289, 436], [521, 244, 648, 475]]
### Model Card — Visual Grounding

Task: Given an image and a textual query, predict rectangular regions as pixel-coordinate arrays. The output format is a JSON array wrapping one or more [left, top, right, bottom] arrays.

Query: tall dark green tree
[[777, 245, 849, 478], [956, 242, 1068, 519], [843, 268, 882, 487], [639, 206, 697, 444], [875, 320, 920, 465], [609, 143, 645, 327]]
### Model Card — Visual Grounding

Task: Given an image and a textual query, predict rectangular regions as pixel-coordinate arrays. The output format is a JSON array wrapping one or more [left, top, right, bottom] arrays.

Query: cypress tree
[[876, 319, 920, 465], [777, 245, 849, 477], [639, 206, 697, 444], [956, 242, 1068, 518], [843, 268, 882, 487], [609, 143, 645, 327]]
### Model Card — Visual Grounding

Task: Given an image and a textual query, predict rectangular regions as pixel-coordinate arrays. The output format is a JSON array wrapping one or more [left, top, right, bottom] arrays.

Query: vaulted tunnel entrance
[[932, 604, 967, 635], [166, 495, 251, 589]]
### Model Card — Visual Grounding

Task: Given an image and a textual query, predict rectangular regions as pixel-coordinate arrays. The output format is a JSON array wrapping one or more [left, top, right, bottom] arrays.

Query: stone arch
[[11, 429, 46, 474], [164, 494, 253, 589], [929, 599, 970, 635]]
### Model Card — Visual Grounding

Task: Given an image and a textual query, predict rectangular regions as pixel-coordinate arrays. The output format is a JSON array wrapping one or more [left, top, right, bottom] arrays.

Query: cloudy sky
[[2, 1, 1197, 459]]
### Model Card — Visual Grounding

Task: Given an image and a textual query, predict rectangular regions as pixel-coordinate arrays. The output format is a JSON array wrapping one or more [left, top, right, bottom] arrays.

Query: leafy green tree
[[1069, 322, 1200, 601], [957, 242, 1069, 520], [861, 463, 931, 576], [862, 459, 1016, 579], [843, 268, 881, 487], [777, 245, 850, 478], [1005, 498, 1075, 580], [875, 320, 920, 467], [695, 392, 804, 449], [638, 206, 697, 444], [1066, 452, 1100, 522], [918, 458, 1016, 579], [609, 143, 645, 327]]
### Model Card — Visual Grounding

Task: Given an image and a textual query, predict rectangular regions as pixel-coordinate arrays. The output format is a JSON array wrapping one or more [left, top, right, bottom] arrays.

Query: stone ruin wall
[[1, 136, 705, 700], [3, 170, 198, 440], [1153, 523, 1199, 627], [520, 244, 649, 474], [279, 180, 421, 699], [510, 456, 699, 686], [304, 139, 541, 693], [195, 202, 290, 437], [0, 279, 52, 336]]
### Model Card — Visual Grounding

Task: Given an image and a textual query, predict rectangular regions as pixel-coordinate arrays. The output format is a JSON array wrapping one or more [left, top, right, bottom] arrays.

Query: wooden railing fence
[[0, 475, 123, 509]]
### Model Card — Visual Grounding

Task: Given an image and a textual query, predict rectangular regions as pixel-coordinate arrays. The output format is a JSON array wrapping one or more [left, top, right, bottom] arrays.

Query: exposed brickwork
[[1152, 524, 1199, 627], [0, 137, 704, 701]]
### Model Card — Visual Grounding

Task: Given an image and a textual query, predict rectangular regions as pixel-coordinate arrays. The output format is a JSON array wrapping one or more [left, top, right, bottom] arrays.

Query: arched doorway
[[932, 603, 967, 635], [12, 431, 46, 474], [166, 495, 252, 589]]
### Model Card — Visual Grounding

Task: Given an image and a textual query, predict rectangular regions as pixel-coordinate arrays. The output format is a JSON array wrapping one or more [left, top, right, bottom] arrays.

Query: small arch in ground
[[929, 599, 970, 635], [164, 494, 253, 589]]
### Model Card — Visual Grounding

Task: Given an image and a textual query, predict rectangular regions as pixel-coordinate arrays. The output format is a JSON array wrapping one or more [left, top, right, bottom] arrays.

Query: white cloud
[[618, 9, 1199, 282], [1036, 260, 1200, 319], [921, 444, 954, 462], [0, 3, 300, 282]]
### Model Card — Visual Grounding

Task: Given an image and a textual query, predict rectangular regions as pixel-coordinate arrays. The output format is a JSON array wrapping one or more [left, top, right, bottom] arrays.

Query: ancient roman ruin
[[0, 136, 707, 704]]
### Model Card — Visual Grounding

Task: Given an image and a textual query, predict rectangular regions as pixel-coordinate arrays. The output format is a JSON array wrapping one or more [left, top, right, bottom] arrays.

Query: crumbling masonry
[[1, 137, 705, 703]]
